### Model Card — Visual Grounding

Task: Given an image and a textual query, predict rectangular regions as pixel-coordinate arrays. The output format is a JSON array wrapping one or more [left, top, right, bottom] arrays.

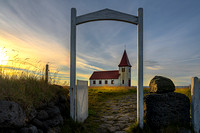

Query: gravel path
[[97, 93, 137, 133]]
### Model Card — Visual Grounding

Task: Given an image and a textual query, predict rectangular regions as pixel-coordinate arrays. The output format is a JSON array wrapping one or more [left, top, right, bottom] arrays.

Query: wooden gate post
[[45, 64, 49, 83], [137, 8, 143, 128], [70, 8, 77, 120]]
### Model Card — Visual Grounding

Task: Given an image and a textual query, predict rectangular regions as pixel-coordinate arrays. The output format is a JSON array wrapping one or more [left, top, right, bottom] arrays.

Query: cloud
[[144, 60, 162, 70]]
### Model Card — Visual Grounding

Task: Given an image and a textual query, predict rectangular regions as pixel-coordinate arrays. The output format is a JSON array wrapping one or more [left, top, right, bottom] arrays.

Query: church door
[[128, 79, 131, 87]]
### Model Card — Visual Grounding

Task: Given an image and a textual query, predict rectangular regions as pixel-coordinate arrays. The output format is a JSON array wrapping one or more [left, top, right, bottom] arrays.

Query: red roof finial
[[118, 50, 132, 67]]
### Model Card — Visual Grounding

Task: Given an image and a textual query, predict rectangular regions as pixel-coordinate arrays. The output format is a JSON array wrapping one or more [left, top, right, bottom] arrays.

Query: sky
[[0, 0, 200, 86]]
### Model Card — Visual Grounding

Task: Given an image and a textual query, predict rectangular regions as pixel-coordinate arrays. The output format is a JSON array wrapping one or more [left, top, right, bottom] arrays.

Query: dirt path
[[96, 93, 137, 133]]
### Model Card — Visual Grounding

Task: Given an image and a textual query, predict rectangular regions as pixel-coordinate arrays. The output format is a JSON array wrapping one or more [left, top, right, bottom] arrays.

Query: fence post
[[191, 77, 200, 133], [45, 64, 49, 83]]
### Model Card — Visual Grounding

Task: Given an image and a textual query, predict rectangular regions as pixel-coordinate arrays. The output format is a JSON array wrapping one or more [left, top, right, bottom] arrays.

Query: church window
[[129, 68, 131, 72], [122, 80, 124, 84], [105, 80, 108, 84], [93, 80, 96, 84], [99, 80, 102, 84], [122, 68, 125, 72], [111, 80, 114, 84]]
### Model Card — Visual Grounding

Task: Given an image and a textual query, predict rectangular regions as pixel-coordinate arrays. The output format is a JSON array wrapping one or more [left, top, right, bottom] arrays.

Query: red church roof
[[89, 70, 120, 80], [118, 50, 132, 67]]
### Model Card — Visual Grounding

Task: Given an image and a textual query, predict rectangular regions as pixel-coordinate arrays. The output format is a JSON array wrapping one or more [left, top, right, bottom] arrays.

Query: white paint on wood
[[191, 77, 200, 133], [137, 8, 143, 128], [77, 80, 88, 122], [76, 9, 138, 25], [70, 8, 77, 121]]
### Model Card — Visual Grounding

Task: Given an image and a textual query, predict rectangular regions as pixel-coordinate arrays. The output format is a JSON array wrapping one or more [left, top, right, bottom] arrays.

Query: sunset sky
[[0, 0, 200, 86]]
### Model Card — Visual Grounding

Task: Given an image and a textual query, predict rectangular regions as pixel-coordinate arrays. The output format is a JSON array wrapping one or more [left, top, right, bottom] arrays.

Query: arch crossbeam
[[76, 9, 138, 25]]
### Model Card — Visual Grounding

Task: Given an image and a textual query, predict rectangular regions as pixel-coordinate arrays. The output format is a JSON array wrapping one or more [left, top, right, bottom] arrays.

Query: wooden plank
[[191, 77, 200, 132], [70, 8, 77, 121], [76, 8, 138, 25], [137, 8, 143, 128]]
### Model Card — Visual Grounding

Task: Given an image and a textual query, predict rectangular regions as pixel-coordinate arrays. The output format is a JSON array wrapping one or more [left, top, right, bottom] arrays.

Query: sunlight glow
[[0, 47, 9, 65]]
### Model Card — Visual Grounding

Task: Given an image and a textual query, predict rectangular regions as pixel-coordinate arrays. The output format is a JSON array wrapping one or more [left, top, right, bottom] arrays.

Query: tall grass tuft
[[0, 73, 69, 114]]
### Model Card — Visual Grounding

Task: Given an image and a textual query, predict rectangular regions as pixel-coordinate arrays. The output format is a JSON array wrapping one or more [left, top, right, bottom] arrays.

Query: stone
[[45, 106, 60, 117], [108, 126, 120, 132], [97, 128, 107, 133], [28, 108, 38, 121], [32, 118, 49, 131], [0, 129, 17, 133], [43, 115, 63, 127], [36, 110, 49, 120], [0, 100, 26, 128], [47, 127, 61, 133], [149, 76, 175, 93], [19, 125, 38, 133], [38, 129, 43, 133], [114, 131, 126, 133], [144, 92, 190, 129]]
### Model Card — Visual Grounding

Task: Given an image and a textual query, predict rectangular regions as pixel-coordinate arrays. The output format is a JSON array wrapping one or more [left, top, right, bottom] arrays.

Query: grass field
[[62, 86, 191, 133], [0, 74, 69, 114], [0, 73, 191, 133], [61, 86, 137, 132]]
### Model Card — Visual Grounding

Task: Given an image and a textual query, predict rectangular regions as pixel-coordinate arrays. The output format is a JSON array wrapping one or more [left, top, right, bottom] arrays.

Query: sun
[[0, 47, 9, 65]]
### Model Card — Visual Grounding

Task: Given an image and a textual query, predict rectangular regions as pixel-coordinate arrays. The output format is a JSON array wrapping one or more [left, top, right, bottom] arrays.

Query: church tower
[[118, 50, 132, 87]]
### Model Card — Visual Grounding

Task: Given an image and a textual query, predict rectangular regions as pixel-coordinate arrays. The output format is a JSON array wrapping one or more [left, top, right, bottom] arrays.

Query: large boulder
[[149, 76, 175, 93], [0, 100, 26, 128], [144, 92, 190, 129]]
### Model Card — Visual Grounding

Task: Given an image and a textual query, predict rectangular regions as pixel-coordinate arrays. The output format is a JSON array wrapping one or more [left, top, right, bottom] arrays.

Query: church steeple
[[118, 50, 132, 67]]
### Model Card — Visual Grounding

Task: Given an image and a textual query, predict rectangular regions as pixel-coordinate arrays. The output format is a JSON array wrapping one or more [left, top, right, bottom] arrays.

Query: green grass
[[0, 74, 69, 114], [61, 86, 138, 133], [127, 121, 154, 133], [175, 87, 191, 100], [127, 120, 193, 133]]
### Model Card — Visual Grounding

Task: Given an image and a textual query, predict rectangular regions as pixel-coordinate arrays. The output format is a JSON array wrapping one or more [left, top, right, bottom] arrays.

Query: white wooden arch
[[70, 8, 143, 128]]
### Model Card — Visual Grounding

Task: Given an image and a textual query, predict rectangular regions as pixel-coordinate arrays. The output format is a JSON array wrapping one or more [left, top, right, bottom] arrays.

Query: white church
[[89, 50, 132, 87]]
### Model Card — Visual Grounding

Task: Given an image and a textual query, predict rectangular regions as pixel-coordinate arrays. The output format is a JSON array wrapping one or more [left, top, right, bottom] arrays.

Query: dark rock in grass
[[36, 110, 49, 120], [45, 106, 60, 117], [144, 92, 190, 129], [32, 118, 49, 131], [28, 108, 38, 121], [0, 100, 26, 128], [48, 127, 61, 133], [149, 76, 175, 93], [0, 129, 17, 133], [43, 115, 63, 127], [19, 125, 38, 133], [37, 129, 43, 133]]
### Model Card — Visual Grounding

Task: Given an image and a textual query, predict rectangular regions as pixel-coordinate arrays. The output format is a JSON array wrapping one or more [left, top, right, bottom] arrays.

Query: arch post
[[137, 8, 143, 128], [70, 8, 77, 120]]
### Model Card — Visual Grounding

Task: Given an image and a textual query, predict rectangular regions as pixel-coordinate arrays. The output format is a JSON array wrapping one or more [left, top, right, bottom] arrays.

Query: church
[[89, 50, 132, 87]]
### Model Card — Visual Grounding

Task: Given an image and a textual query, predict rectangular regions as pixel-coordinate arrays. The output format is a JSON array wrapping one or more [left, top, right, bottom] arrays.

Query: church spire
[[118, 50, 132, 67]]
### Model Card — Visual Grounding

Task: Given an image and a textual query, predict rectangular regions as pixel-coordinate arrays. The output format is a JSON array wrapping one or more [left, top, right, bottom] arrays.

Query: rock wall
[[0, 94, 69, 133], [144, 76, 190, 129]]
